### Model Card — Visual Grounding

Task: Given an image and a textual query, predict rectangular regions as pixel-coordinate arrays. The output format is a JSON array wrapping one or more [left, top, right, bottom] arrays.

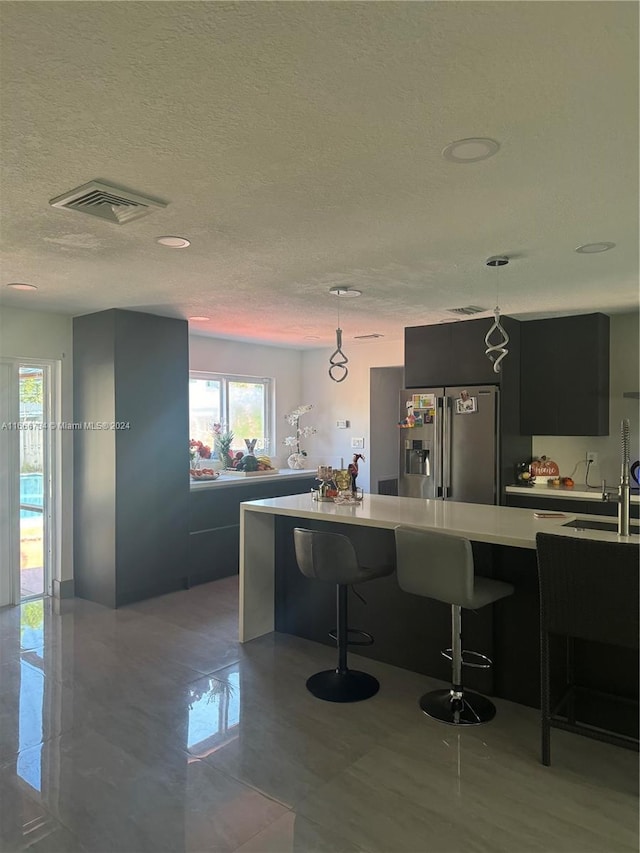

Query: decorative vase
[[287, 453, 306, 470]]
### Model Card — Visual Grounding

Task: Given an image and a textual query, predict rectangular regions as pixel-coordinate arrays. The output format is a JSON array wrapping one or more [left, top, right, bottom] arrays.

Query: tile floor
[[0, 577, 637, 853]]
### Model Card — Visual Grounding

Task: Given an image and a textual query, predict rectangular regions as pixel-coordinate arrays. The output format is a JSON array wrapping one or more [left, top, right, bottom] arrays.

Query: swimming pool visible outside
[[20, 474, 43, 518]]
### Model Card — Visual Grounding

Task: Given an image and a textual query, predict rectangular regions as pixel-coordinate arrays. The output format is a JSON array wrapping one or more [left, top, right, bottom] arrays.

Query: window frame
[[189, 371, 273, 456]]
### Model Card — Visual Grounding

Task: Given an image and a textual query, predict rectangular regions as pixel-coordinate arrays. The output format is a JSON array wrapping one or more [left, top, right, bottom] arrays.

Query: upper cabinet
[[520, 313, 609, 436], [404, 316, 519, 388]]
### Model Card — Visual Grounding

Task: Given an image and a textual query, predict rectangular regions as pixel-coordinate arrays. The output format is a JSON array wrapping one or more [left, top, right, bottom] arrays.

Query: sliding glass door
[[0, 359, 54, 605]]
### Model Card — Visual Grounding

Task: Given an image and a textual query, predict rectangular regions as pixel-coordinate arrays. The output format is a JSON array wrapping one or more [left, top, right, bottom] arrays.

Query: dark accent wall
[[73, 309, 190, 607]]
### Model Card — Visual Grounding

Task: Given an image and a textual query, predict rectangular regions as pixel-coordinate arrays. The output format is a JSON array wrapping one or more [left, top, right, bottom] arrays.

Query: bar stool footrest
[[328, 628, 374, 646], [441, 648, 492, 669]]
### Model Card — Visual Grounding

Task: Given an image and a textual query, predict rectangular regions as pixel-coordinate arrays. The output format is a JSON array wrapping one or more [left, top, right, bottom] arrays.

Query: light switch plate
[[351, 437, 365, 449]]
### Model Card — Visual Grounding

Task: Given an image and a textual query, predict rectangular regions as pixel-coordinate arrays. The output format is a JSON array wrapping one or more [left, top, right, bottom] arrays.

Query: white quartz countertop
[[505, 484, 640, 504], [190, 468, 316, 490], [240, 493, 640, 549]]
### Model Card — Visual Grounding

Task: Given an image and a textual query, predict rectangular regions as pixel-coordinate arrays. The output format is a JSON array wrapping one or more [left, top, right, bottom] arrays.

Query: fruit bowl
[[190, 468, 220, 481]]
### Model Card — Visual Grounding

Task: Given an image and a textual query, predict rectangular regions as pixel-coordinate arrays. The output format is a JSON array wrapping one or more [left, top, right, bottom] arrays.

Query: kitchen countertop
[[505, 483, 640, 503], [190, 468, 316, 490], [241, 492, 638, 549]]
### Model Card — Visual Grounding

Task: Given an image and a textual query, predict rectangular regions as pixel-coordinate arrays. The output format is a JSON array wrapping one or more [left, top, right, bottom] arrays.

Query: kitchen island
[[240, 493, 638, 725]]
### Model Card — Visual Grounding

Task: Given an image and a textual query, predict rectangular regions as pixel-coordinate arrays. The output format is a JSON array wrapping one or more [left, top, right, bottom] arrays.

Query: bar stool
[[536, 532, 639, 766], [293, 527, 394, 702], [394, 525, 514, 725]]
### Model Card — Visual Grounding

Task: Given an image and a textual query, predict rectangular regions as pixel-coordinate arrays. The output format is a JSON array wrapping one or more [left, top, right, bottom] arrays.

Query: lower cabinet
[[188, 477, 316, 586], [505, 492, 639, 519]]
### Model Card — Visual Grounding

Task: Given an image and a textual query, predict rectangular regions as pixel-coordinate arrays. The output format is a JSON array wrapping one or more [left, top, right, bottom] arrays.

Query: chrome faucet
[[601, 419, 631, 536]]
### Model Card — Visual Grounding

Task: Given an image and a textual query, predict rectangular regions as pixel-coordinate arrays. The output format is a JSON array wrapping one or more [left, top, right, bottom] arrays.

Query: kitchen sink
[[562, 518, 640, 535]]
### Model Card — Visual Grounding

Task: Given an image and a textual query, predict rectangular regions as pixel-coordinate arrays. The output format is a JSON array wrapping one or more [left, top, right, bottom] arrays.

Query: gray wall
[[74, 309, 189, 607], [370, 366, 404, 493]]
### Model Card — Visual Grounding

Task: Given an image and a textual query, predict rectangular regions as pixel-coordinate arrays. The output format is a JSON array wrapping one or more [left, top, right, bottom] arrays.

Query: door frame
[[0, 357, 60, 604]]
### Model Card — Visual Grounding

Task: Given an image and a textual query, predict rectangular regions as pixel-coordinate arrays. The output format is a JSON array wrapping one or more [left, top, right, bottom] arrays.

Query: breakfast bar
[[239, 493, 639, 723]]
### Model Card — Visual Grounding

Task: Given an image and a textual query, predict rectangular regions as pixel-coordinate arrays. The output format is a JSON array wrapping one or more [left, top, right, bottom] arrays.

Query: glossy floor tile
[[0, 577, 637, 852]]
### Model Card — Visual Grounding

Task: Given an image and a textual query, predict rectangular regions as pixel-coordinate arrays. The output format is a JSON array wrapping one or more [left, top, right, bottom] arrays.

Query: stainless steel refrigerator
[[398, 385, 499, 505]]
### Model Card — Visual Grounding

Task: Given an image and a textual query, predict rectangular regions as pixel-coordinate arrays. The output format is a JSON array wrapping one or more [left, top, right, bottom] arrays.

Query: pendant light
[[484, 256, 510, 373], [328, 286, 361, 382]]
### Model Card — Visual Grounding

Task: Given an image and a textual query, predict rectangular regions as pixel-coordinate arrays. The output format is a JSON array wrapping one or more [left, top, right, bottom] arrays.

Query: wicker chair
[[535, 532, 639, 766]]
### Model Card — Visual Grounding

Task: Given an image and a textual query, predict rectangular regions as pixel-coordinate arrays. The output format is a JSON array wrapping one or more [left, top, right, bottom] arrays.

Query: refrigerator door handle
[[443, 396, 452, 499]]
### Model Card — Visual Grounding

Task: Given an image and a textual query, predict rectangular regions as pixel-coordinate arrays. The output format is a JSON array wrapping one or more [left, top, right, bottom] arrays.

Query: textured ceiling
[[0, 1, 638, 348]]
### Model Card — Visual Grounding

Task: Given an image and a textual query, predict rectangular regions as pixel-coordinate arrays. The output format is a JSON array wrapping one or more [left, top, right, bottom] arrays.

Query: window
[[189, 373, 272, 457]]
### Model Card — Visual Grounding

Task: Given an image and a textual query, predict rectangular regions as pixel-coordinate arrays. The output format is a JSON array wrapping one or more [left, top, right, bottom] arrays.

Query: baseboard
[[53, 578, 75, 599]]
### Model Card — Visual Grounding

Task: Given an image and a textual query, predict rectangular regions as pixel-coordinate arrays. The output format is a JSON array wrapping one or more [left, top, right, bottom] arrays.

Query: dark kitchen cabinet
[[404, 323, 453, 388], [505, 492, 639, 519], [520, 313, 609, 436], [188, 475, 317, 585], [405, 319, 505, 388]]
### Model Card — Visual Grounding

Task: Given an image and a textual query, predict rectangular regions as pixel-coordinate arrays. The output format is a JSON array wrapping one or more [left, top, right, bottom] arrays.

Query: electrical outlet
[[586, 451, 598, 465], [336, 420, 349, 429], [351, 437, 365, 449]]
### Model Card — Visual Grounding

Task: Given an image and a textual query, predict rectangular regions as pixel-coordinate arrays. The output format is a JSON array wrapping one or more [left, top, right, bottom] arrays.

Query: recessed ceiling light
[[575, 242, 616, 254], [304, 335, 320, 341], [6, 282, 38, 291], [188, 316, 210, 322], [442, 137, 500, 163], [156, 236, 191, 248], [329, 286, 362, 298]]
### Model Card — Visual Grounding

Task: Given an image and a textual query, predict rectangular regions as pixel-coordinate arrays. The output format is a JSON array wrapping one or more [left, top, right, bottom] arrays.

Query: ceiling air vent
[[49, 180, 167, 225], [446, 306, 486, 316]]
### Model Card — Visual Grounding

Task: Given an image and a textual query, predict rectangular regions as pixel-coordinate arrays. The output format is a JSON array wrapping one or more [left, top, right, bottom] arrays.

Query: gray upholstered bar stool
[[394, 525, 514, 725], [293, 528, 394, 702]]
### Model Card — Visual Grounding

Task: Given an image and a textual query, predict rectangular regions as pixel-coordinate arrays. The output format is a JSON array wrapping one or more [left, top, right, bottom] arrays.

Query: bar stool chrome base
[[306, 669, 380, 703], [419, 688, 497, 726]]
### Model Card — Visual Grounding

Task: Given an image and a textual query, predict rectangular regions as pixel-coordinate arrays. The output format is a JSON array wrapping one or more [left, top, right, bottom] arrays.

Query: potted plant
[[283, 405, 316, 469]]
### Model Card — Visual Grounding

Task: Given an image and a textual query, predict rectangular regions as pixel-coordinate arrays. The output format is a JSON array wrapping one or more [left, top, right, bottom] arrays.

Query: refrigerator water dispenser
[[405, 440, 430, 476]]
